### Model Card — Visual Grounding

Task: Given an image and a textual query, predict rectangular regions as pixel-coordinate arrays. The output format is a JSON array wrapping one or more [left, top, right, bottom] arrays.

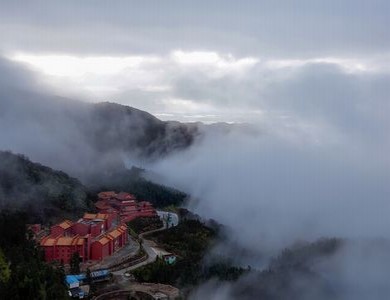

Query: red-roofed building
[[97, 191, 117, 200], [40, 211, 127, 264], [96, 191, 157, 223], [72, 219, 105, 237], [91, 237, 110, 260], [50, 220, 73, 237], [90, 224, 128, 260], [81, 212, 117, 230], [40, 235, 91, 264], [116, 192, 136, 201]]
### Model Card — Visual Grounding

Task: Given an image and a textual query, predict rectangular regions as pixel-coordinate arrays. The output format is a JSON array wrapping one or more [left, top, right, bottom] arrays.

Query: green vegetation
[[70, 252, 81, 275], [88, 167, 187, 208], [162, 205, 179, 213], [0, 152, 98, 297], [0, 211, 68, 299], [0, 248, 10, 285], [269, 238, 341, 271], [205, 259, 249, 281], [127, 177, 186, 208], [127, 216, 163, 234], [86, 102, 199, 158], [229, 238, 343, 300], [0, 151, 93, 223], [133, 219, 248, 288], [147, 219, 215, 259]]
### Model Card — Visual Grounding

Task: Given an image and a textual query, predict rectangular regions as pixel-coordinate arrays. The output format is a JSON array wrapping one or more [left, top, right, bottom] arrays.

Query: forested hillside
[[87, 166, 188, 208], [0, 151, 93, 223], [0, 211, 68, 299]]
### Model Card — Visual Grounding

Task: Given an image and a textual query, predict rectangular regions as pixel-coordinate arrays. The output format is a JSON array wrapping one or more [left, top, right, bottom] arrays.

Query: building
[[66, 269, 110, 299], [40, 212, 128, 264], [41, 235, 90, 264], [96, 191, 157, 222], [50, 220, 73, 237], [90, 224, 128, 260], [162, 254, 177, 265], [80, 212, 117, 233]]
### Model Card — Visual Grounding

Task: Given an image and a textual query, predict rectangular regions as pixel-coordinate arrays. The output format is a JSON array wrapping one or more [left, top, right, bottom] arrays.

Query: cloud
[[142, 54, 390, 261], [0, 59, 94, 176], [0, 56, 199, 181], [1, 1, 389, 57], [150, 129, 390, 254], [190, 240, 390, 300], [10, 50, 390, 126]]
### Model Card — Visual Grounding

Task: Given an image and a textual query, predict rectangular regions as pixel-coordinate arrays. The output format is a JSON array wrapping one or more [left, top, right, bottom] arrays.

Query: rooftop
[[83, 213, 111, 220], [65, 275, 79, 286], [77, 219, 104, 225], [95, 200, 111, 209], [116, 192, 136, 201], [56, 220, 73, 230], [98, 191, 116, 198], [97, 237, 110, 245], [108, 228, 122, 239], [57, 236, 77, 246], [42, 237, 57, 246]]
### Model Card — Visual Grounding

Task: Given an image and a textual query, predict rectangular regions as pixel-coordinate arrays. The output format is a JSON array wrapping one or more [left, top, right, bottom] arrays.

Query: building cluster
[[40, 212, 128, 264], [34, 191, 157, 265], [95, 191, 157, 222]]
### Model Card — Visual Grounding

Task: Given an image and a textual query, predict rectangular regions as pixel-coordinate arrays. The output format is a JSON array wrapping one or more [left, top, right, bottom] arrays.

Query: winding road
[[112, 211, 178, 275]]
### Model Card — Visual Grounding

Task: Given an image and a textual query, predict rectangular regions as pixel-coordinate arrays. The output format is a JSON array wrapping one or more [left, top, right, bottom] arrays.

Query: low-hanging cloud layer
[[150, 111, 390, 252], [145, 63, 390, 298]]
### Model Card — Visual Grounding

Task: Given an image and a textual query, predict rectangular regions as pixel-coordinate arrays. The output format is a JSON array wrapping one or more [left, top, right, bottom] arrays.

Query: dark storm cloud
[[0, 0, 389, 57]]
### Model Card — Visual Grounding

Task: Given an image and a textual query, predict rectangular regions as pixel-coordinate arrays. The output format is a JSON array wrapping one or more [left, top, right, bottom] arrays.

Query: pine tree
[[70, 252, 81, 274]]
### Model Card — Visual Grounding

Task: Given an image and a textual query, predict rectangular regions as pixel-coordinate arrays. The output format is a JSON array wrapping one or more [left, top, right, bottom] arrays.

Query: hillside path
[[112, 210, 178, 275]]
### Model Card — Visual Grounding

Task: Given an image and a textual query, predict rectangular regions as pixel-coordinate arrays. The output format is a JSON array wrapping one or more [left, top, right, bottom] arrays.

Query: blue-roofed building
[[66, 269, 110, 285], [75, 269, 110, 283], [65, 269, 109, 298], [65, 275, 80, 289]]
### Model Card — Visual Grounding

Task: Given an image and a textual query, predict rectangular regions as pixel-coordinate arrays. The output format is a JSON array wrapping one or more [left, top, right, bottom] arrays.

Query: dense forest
[[0, 151, 187, 225], [133, 219, 248, 290], [83, 102, 199, 159], [127, 216, 163, 234], [227, 238, 343, 300], [87, 166, 188, 208], [0, 151, 93, 223], [0, 211, 68, 299]]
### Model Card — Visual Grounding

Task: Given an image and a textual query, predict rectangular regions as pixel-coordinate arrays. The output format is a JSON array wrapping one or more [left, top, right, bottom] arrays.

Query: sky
[[1, 0, 389, 123]]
